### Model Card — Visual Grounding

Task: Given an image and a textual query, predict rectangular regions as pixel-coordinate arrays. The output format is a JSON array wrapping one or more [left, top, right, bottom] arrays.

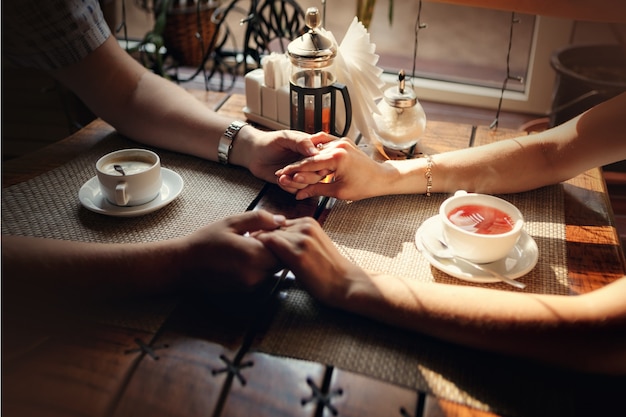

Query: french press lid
[[383, 70, 417, 108], [287, 7, 336, 68]]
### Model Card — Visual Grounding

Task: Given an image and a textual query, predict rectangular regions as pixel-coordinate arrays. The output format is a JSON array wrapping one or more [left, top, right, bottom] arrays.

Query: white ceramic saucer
[[415, 215, 538, 283], [79, 168, 184, 217]]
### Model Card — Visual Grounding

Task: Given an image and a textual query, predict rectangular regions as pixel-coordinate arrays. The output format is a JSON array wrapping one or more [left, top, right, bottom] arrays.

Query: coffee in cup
[[439, 190, 524, 263], [96, 149, 162, 206]]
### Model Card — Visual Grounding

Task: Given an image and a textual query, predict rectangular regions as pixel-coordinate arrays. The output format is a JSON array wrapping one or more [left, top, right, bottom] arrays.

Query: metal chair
[[172, 0, 305, 91]]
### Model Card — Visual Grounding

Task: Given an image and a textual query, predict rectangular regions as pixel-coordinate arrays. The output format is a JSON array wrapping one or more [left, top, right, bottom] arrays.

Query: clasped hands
[[188, 209, 362, 307], [274, 132, 388, 201], [193, 133, 377, 297]]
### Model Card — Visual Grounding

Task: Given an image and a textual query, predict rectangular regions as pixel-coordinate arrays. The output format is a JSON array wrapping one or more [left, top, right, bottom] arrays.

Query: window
[[110, 1, 624, 116], [304, 0, 574, 115]]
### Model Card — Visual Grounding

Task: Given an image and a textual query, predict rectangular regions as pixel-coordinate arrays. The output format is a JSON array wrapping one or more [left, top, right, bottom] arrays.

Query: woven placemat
[[257, 185, 568, 411], [323, 186, 567, 292], [2, 133, 265, 331], [1, 135, 265, 242]]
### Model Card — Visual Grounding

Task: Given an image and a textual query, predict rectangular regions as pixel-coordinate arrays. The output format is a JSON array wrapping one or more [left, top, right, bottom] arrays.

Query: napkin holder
[[244, 67, 290, 131]]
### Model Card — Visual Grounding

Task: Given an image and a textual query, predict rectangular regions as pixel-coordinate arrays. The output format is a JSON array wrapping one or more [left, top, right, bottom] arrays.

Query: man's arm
[[50, 36, 320, 183], [2, 211, 287, 300]]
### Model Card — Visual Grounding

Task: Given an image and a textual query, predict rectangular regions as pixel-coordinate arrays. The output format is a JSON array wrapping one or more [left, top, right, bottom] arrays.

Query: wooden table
[[3, 92, 625, 417]]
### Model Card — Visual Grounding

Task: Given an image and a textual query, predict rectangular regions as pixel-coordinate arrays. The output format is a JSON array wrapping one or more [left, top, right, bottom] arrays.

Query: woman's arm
[[256, 217, 626, 374], [277, 92, 626, 200]]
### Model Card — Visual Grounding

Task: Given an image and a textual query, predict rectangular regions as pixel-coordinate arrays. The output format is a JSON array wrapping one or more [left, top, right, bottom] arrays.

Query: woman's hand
[[255, 217, 370, 307], [275, 138, 390, 201]]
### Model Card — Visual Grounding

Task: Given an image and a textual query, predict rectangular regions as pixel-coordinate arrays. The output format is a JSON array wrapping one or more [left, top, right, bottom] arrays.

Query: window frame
[[379, 16, 575, 115]]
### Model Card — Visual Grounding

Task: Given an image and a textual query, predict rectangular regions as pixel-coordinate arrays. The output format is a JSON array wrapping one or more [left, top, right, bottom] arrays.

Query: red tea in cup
[[447, 204, 514, 235], [439, 191, 524, 263]]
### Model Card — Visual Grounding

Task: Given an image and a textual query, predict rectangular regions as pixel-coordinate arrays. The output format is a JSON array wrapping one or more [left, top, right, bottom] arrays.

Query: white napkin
[[261, 52, 291, 89], [321, 18, 384, 140]]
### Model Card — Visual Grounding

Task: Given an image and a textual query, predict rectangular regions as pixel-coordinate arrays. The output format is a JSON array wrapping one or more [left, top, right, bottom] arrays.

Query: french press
[[287, 7, 352, 136]]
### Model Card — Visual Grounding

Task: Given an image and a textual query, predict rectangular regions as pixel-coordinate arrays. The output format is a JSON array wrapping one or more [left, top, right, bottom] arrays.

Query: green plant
[[356, 0, 393, 28], [131, 0, 173, 76]]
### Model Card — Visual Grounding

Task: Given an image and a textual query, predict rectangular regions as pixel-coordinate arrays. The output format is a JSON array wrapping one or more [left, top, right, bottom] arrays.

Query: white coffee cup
[[96, 149, 162, 206], [439, 190, 524, 264]]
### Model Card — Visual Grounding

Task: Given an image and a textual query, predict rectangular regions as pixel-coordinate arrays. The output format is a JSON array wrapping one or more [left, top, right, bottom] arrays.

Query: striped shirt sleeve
[[3, 0, 112, 70]]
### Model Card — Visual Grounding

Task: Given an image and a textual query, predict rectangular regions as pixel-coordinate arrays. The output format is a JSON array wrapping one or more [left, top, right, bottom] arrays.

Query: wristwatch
[[217, 120, 248, 165]]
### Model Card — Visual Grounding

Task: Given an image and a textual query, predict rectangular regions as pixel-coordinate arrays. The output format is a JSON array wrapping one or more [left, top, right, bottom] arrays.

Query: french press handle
[[331, 83, 352, 137]]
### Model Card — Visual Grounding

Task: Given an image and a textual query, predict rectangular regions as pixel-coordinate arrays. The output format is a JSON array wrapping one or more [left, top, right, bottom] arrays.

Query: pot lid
[[288, 7, 336, 67], [383, 70, 417, 108]]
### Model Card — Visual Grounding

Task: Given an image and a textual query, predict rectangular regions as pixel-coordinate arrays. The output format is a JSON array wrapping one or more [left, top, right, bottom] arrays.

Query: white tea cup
[[96, 149, 162, 206], [439, 190, 524, 264]]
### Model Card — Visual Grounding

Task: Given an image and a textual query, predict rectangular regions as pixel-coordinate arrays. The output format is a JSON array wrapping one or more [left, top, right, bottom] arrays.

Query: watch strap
[[217, 120, 248, 165]]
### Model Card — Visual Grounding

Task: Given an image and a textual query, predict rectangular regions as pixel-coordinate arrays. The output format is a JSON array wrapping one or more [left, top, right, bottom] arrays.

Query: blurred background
[[4, 0, 625, 160]]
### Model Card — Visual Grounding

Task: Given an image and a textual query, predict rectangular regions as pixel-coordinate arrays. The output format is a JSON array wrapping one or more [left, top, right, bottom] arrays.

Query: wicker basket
[[162, 2, 219, 67]]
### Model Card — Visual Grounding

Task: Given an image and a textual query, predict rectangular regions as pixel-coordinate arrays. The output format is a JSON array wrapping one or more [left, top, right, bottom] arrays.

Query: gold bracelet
[[217, 120, 248, 165], [424, 154, 433, 196]]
